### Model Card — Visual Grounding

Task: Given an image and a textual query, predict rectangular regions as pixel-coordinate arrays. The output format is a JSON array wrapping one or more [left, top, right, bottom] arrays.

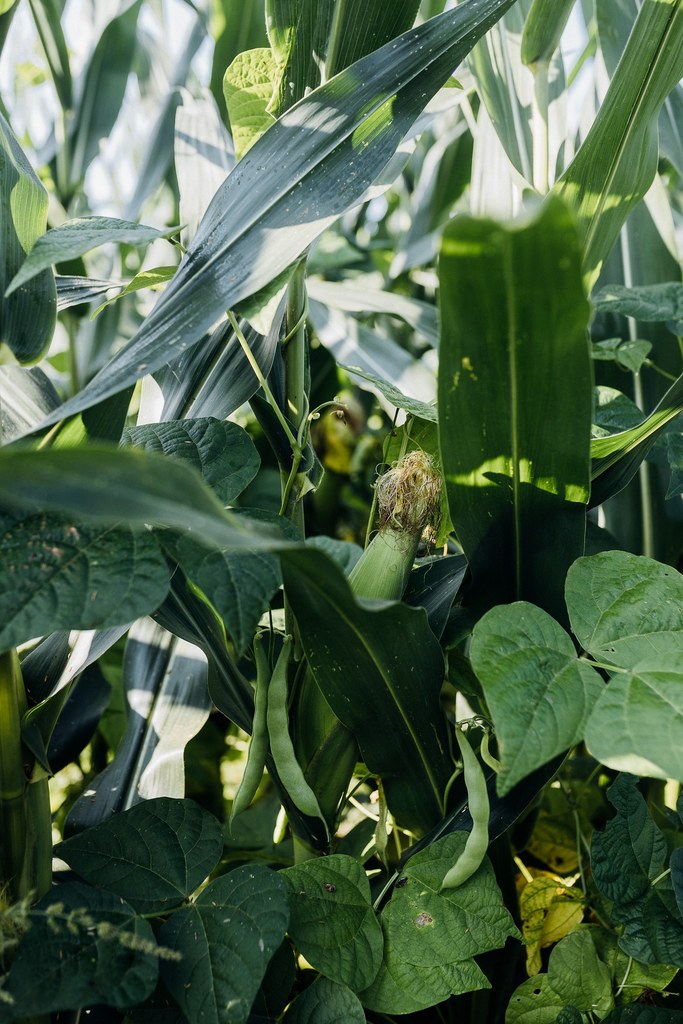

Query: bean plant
[[1, 0, 683, 1020]]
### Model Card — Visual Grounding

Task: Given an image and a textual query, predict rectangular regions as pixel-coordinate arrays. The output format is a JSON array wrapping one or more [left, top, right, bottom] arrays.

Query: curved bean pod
[[267, 635, 328, 833], [229, 634, 270, 825], [440, 727, 489, 891]]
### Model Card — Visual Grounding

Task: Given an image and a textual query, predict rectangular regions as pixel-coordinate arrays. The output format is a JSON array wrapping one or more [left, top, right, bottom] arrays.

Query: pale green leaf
[[565, 551, 683, 669], [223, 48, 278, 160], [469, 602, 603, 795], [505, 974, 566, 1024], [92, 265, 177, 316], [282, 977, 366, 1023], [342, 364, 437, 422], [546, 930, 613, 1015], [555, 0, 683, 290], [585, 656, 683, 781]]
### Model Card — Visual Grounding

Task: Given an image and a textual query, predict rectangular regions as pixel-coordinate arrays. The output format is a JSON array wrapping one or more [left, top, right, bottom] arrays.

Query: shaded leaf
[[342, 364, 437, 422], [593, 282, 683, 337], [159, 865, 289, 1024], [5, 881, 158, 1014], [281, 547, 453, 834], [438, 198, 591, 622], [546, 929, 613, 1015], [0, 511, 169, 654], [57, 797, 224, 914], [123, 418, 259, 505], [0, 110, 56, 362], [283, 855, 383, 991], [282, 977, 366, 1023]]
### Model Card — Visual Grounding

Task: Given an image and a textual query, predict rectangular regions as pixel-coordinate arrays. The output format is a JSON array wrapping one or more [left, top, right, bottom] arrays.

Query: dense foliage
[[1, 0, 683, 1021]]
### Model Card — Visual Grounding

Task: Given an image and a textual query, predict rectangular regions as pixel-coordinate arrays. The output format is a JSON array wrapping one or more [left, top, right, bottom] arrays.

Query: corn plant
[[1, 0, 683, 1020]]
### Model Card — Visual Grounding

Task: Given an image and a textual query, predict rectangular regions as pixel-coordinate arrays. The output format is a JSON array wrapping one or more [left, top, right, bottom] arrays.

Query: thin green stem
[[227, 311, 298, 449], [651, 867, 671, 887], [580, 656, 629, 673], [644, 359, 677, 383], [615, 956, 634, 998], [324, 0, 348, 81]]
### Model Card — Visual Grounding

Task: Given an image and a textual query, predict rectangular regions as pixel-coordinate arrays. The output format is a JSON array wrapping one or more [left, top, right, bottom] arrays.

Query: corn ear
[[348, 526, 420, 601]]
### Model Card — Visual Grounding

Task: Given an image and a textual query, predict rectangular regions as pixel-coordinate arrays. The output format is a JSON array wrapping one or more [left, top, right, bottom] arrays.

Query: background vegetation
[[0, 0, 683, 1021]]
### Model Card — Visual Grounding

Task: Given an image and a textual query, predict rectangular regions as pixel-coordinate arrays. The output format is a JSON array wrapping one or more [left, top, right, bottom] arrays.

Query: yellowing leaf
[[520, 876, 585, 976], [223, 48, 278, 160]]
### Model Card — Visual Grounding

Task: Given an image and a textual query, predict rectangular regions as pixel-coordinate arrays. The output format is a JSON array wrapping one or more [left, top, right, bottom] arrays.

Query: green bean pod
[[267, 635, 328, 833], [230, 634, 270, 825], [440, 728, 489, 891]]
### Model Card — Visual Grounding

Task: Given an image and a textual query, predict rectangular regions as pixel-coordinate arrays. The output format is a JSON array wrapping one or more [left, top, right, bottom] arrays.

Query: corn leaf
[[35, 0, 519, 430], [281, 547, 453, 835], [0, 112, 56, 362], [555, 0, 683, 291], [438, 197, 591, 622]]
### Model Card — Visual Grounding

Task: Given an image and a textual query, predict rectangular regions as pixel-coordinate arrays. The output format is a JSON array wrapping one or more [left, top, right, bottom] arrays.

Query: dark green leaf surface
[[438, 197, 591, 622], [360, 832, 518, 1013], [0, 511, 169, 653], [342, 364, 437, 421], [123, 418, 259, 505], [282, 977, 366, 1023], [0, 110, 56, 362], [593, 282, 683, 337], [470, 602, 603, 794], [603, 1009, 683, 1023], [37, 0, 517, 427], [566, 552, 683, 668], [546, 930, 613, 1015], [281, 547, 453, 834], [57, 798, 224, 914], [283, 855, 383, 991], [505, 974, 565, 1023], [591, 775, 683, 964], [7, 216, 176, 295], [159, 865, 289, 1024], [5, 881, 157, 1013], [0, 446, 287, 553]]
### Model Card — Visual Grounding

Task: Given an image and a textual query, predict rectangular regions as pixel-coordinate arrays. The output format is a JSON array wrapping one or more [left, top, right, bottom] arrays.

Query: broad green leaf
[[223, 48, 278, 160], [592, 338, 652, 373], [324, 0, 421, 79], [566, 551, 683, 668], [438, 197, 591, 621], [554, 0, 683, 290], [470, 602, 603, 794], [266, 0, 335, 113], [282, 977, 366, 1023], [67, 0, 142, 188], [5, 881, 158, 1013], [591, 775, 683, 965], [210, 0, 268, 123], [519, 875, 585, 975], [360, 832, 517, 1013], [123, 418, 260, 505], [57, 797, 224, 914], [281, 547, 453, 834], [7, 217, 178, 295], [0, 110, 56, 362], [585, 656, 683, 781], [0, 511, 169, 654], [283, 855, 383, 992], [164, 510, 290, 655], [505, 974, 566, 1024], [93, 265, 177, 316], [603, 1010, 683, 1023], [55, 274, 118, 310], [593, 282, 683, 337], [0, 446, 288, 553], [546, 930, 613, 1016], [0, 365, 60, 441], [342, 364, 437, 422], [159, 865, 289, 1024], [36, 0, 518, 428], [591, 927, 678, 1007]]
